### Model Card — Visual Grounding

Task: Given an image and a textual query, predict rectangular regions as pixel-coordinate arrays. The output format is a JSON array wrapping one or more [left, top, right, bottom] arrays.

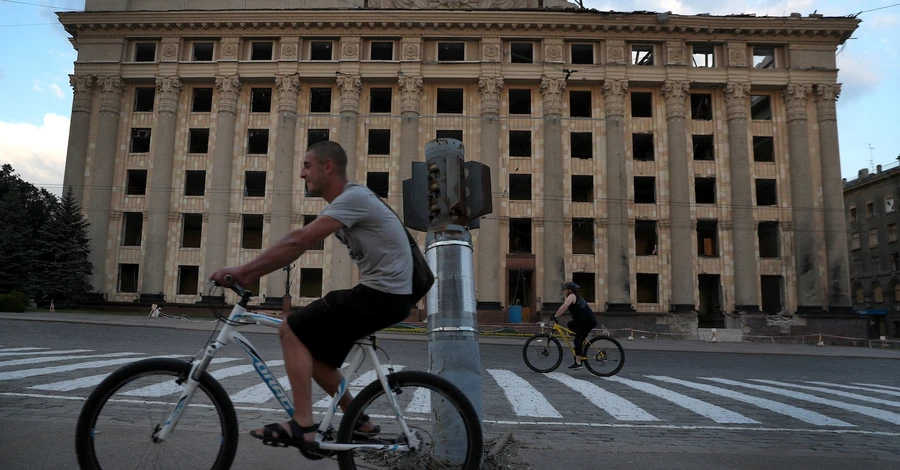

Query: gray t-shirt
[[319, 183, 413, 295]]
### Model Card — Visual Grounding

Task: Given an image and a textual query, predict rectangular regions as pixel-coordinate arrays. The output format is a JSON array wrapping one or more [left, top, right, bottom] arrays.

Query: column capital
[[275, 74, 301, 114], [540, 76, 566, 117], [215, 75, 241, 115], [815, 83, 842, 122], [534, 218, 544, 228], [661, 80, 690, 118], [336, 73, 362, 114], [658, 219, 672, 228], [398, 74, 423, 115], [96, 76, 124, 114], [720, 220, 733, 230], [108, 210, 122, 221], [783, 83, 812, 122], [724, 82, 751, 120], [69, 74, 95, 114], [602, 79, 629, 117], [478, 75, 504, 116], [168, 212, 181, 222], [228, 213, 241, 223], [155, 76, 183, 115]]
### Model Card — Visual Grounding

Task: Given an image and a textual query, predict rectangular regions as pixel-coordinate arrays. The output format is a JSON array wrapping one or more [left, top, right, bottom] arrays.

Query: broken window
[[118, 264, 139, 292], [299, 268, 324, 297], [436, 88, 464, 114], [887, 197, 896, 214], [177, 266, 200, 295], [192, 88, 213, 112], [307, 129, 329, 148], [690, 94, 713, 120], [570, 132, 592, 159], [890, 223, 897, 242], [693, 135, 714, 161], [303, 215, 325, 250], [436, 129, 463, 143], [569, 91, 591, 117], [367, 172, 389, 198], [571, 274, 595, 303], [370, 41, 393, 60], [853, 259, 863, 277], [750, 95, 772, 120], [509, 174, 532, 201], [510, 42, 533, 63], [632, 133, 654, 161], [126, 169, 147, 195], [134, 43, 156, 62], [755, 179, 777, 206], [251, 41, 274, 60], [122, 212, 143, 246], [571, 43, 593, 64], [192, 42, 214, 61], [849, 206, 857, 223], [634, 176, 655, 204], [509, 131, 532, 157], [241, 214, 264, 249], [310, 88, 332, 113], [134, 87, 155, 112], [760, 275, 784, 314], [370, 88, 392, 113], [631, 45, 654, 65], [250, 88, 272, 113], [184, 170, 206, 196], [438, 42, 465, 61], [631, 92, 653, 117], [247, 129, 269, 154], [368, 129, 391, 155], [695, 177, 716, 204], [753, 136, 775, 162], [635, 220, 658, 256], [509, 89, 531, 115], [310, 41, 333, 60], [245, 278, 260, 296], [758, 221, 780, 258], [572, 175, 593, 202], [752, 47, 775, 69], [188, 129, 210, 154], [692, 44, 715, 67], [696, 219, 719, 257], [509, 218, 532, 254], [244, 171, 266, 198], [636, 273, 659, 303], [851, 232, 860, 250], [892, 253, 899, 272], [130, 128, 151, 153], [182, 213, 202, 248], [572, 218, 595, 254], [869, 228, 879, 248], [867, 201, 875, 218]]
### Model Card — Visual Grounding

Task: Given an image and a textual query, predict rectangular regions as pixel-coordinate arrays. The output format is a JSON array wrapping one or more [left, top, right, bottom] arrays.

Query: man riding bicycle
[[552, 281, 597, 370], [209, 141, 413, 452]]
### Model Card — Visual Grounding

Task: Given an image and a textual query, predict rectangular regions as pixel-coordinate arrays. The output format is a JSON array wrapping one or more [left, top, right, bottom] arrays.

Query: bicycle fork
[[152, 341, 221, 442]]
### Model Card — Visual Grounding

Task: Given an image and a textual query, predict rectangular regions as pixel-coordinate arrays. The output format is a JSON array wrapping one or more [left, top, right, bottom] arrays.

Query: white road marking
[[546, 372, 657, 421], [0, 352, 141, 368], [702, 377, 900, 426], [604, 376, 759, 424], [0, 348, 47, 353], [0, 355, 182, 381], [0, 349, 93, 358], [487, 369, 562, 418], [804, 381, 900, 397], [122, 360, 286, 397], [313, 365, 405, 408], [853, 383, 900, 392], [646, 376, 853, 427], [406, 387, 431, 414], [30, 358, 240, 392], [750, 379, 900, 408]]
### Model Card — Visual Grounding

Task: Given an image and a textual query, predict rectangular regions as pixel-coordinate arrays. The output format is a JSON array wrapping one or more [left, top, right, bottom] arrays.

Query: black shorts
[[285, 284, 411, 368]]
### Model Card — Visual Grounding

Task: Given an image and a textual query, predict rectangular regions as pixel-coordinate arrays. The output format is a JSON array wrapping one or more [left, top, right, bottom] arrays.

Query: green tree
[[31, 187, 93, 306], [0, 196, 32, 294]]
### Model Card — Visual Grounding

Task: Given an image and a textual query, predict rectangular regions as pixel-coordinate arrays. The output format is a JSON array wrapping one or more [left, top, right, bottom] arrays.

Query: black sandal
[[249, 421, 320, 450], [354, 413, 381, 438]]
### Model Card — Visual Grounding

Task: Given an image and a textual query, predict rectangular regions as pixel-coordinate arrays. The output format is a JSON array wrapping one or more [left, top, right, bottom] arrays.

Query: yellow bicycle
[[522, 320, 625, 377]]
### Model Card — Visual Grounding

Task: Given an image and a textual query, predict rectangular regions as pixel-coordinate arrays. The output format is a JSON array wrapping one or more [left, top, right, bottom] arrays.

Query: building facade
[[844, 164, 900, 339], [59, 0, 863, 336]]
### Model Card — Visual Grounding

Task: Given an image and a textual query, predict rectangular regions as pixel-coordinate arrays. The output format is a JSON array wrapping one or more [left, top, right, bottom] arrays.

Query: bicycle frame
[[540, 322, 583, 356], [152, 300, 420, 452]]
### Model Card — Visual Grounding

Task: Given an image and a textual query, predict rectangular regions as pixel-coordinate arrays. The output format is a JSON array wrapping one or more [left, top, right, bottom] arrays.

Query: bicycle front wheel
[[75, 358, 239, 470], [583, 336, 625, 377], [336, 370, 483, 470], [522, 334, 563, 373]]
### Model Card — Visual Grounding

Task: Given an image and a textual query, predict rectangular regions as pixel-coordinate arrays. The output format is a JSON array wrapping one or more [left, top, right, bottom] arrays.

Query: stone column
[[63, 74, 94, 202], [204, 75, 241, 296], [264, 74, 301, 303], [784, 84, 824, 312], [602, 79, 631, 311], [86, 76, 125, 293], [540, 76, 567, 313], [476, 76, 503, 312], [141, 76, 182, 302], [398, 74, 423, 215], [662, 80, 695, 311], [816, 84, 852, 312], [329, 73, 362, 291], [725, 82, 760, 312]]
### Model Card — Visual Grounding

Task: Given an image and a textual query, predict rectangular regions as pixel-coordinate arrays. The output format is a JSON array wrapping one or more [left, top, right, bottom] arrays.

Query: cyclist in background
[[552, 281, 597, 370]]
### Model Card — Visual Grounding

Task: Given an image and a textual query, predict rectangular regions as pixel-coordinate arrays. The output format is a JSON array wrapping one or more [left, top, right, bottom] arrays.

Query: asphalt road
[[1, 319, 899, 469]]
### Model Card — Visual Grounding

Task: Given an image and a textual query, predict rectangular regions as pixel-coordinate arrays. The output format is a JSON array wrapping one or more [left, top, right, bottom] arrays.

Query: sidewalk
[[3, 311, 899, 359]]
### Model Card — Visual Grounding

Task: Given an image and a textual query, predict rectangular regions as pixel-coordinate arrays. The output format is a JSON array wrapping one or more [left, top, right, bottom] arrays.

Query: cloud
[[0, 114, 70, 196], [49, 83, 65, 98], [835, 46, 887, 101]]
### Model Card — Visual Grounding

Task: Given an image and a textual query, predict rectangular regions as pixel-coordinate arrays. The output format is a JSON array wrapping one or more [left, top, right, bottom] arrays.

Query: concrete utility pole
[[403, 138, 492, 463]]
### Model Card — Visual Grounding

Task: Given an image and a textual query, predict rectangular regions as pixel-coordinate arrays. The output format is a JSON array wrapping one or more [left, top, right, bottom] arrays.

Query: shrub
[[0, 290, 27, 313]]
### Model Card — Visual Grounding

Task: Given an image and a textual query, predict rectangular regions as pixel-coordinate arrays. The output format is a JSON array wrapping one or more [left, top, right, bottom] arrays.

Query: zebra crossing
[[0, 346, 898, 433]]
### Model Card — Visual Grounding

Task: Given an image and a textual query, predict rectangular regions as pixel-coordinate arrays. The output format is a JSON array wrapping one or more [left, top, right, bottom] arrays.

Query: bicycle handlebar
[[217, 274, 251, 299]]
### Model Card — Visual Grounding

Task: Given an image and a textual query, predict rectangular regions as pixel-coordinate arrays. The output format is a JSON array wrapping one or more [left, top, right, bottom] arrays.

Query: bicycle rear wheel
[[582, 336, 625, 377], [336, 370, 483, 470], [522, 334, 563, 373], [75, 358, 238, 470]]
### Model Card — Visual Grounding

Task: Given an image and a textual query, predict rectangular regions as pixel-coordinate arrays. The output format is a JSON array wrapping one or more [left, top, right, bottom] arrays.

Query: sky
[[0, 0, 898, 196]]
